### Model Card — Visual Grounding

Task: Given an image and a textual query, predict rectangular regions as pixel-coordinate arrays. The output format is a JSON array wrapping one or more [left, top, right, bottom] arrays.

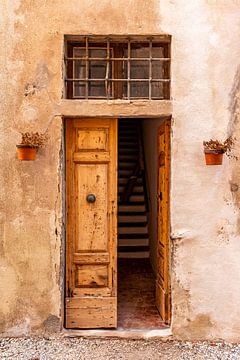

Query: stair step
[[118, 195, 145, 202], [118, 215, 147, 222], [118, 185, 144, 193], [118, 148, 139, 154], [118, 204, 146, 212], [118, 178, 143, 185], [118, 162, 138, 169], [118, 130, 139, 134], [118, 211, 147, 216], [118, 251, 150, 259], [118, 156, 139, 162], [118, 238, 149, 246], [118, 137, 138, 141], [118, 169, 135, 177], [118, 227, 148, 234], [118, 232, 149, 239], [117, 245, 149, 251], [119, 141, 139, 146], [118, 222, 148, 227]]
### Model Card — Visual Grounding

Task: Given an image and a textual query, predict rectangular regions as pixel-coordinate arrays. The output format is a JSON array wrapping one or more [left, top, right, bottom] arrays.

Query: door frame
[[62, 115, 172, 331]]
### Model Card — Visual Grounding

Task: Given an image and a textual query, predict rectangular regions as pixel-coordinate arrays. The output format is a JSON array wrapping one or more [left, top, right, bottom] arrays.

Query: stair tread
[[118, 252, 150, 259], [118, 206, 146, 212], [118, 222, 148, 227], [118, 230, 148, 236], [118, 214, 147, 224], [118, 239, 149, 246]]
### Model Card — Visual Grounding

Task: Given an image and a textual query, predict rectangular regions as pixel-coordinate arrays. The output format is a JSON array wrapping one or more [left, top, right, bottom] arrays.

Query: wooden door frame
[[62, 115, 172, 330]]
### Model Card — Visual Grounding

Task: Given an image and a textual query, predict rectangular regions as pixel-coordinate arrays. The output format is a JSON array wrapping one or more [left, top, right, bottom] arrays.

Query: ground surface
[[1, 337, 240, 359], [118, 259, 166, 329]]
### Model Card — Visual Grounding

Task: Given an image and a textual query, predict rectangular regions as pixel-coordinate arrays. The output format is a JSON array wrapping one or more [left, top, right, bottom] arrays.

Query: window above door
[[64, 35, 171, 100]]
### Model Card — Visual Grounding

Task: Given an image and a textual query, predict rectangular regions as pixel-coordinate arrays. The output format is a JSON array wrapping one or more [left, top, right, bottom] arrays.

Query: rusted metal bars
[[105, 39, 110, 99], [65, 37, 171, 100], [127, 39, 131, 100], [85, 36, 89, 99], [149, 39, 152, 100]]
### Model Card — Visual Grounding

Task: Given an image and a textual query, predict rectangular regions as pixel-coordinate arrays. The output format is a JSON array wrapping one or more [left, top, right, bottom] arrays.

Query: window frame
[[64, 35, 171, 100]]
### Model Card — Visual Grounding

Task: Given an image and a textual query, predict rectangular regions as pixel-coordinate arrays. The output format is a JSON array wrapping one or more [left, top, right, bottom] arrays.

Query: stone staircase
[[118, 119, 150, 258]]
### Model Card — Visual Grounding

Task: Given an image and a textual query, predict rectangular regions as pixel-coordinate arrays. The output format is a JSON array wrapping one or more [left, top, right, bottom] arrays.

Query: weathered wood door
[[156, 119, 171, 324], [65, 118, 118, 328]]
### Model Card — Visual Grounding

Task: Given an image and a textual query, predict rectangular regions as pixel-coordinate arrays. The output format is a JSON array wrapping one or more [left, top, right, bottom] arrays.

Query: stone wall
[[0, 0, 240, 340]]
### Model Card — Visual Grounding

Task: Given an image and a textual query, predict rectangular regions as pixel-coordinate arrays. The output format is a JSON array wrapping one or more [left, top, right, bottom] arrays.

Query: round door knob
[[86, 194, 96, 203]]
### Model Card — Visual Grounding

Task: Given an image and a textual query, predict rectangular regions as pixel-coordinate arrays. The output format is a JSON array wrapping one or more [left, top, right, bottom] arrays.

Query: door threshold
[[62, 327, 172, 339]]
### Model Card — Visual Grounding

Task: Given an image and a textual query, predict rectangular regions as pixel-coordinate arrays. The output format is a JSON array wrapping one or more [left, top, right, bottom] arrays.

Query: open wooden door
[[65, 118, 118, 328], [156, 119, 171, 324]]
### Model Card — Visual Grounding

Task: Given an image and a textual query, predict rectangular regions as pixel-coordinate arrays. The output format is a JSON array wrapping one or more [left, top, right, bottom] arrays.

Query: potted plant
[[16, 132, 48, 161], [203, 137, 234, 165]]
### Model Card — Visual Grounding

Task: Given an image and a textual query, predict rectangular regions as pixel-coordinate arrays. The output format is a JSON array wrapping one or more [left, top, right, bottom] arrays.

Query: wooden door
[[65, 118, 118, 328], [156, 119, 171, 324]]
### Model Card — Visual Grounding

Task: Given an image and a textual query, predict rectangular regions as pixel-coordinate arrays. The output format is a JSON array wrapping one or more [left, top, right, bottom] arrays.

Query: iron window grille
[[64, 35, 171, 100]]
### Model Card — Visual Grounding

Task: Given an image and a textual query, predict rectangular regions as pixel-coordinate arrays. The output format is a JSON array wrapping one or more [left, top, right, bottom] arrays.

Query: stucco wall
[[1, 0, 240, 340]]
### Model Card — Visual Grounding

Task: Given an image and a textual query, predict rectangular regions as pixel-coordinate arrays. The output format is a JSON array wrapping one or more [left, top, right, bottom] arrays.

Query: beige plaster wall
[[0, 0, 240, 340]]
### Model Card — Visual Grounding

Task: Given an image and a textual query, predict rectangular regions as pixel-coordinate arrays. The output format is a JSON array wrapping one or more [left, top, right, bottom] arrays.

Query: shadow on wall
[[229, 65, 240, 228]]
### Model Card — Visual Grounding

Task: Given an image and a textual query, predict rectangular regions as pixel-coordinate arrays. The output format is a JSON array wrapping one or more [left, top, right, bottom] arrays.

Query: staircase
[[118, 119, 150, 258]]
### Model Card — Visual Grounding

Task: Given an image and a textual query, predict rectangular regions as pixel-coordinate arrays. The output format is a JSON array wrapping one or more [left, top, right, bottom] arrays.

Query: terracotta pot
[[204, 150, 224, 165], [16, 145, 37, 161]]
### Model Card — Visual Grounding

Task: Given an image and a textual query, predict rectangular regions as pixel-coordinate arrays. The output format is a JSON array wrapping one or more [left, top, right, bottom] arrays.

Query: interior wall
[[142, 118, 165, 275]]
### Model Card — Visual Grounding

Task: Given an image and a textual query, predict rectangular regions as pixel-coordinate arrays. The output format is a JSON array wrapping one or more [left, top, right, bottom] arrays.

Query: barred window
[[64, 36, 171, 100]]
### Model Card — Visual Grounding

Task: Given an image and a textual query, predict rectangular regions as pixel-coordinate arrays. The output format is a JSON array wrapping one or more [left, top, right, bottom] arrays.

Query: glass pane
[[131, 44, 149, 58], [89, 61, 106, 79], [130, 81, 149, 98], [131, 60, 149, 79], [89, 48, 107, 59], [73, 48, 85, 58], [73, 82, 85, 97], [73, 48, 85, 80], [89, 81, 106, 97], [152, 60, 164, 79], [151, 82, 164, 99], [74, 60, 85, 79], [152, 46, 164, 58]]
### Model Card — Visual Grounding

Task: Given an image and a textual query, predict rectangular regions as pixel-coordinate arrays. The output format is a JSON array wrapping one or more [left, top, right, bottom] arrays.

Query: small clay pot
[[204, 150, 224, 165], [16, 145, 37, 161]]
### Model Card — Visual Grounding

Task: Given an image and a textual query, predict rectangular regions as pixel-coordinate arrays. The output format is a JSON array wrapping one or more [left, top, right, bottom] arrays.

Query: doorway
[[117, 118, 170, 329], [65, 117, 171, 329]]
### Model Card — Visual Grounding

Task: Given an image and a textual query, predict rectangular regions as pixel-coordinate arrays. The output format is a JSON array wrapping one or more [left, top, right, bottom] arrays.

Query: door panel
[[76, 163, 108, 252], [65, 118, 118, 328], [156, 119, 171, 324]]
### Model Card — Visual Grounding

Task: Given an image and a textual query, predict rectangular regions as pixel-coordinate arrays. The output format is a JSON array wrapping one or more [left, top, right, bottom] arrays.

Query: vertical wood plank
[[156, 118, 171, 324]]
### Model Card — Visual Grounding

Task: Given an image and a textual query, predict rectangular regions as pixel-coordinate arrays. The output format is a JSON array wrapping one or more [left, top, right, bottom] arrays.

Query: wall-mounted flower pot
[[16, 145, 37, 161], [204, 150, 223, 165]]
